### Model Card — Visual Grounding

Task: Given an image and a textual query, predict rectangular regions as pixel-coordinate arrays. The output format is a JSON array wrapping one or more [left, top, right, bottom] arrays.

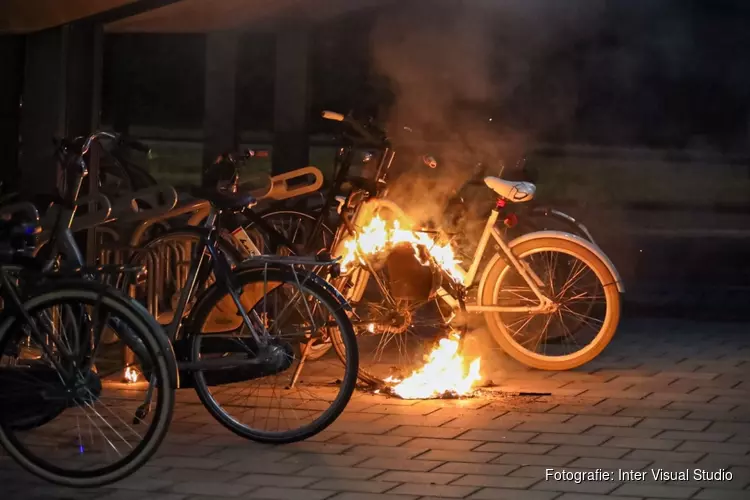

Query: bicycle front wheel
[[481, 237, 621, 370], [0, 284, 175, 487], [186, 265, 358, 444]]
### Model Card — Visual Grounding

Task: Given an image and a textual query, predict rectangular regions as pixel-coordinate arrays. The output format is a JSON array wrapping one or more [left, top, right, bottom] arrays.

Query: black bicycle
[[44, 131, 360, 444], [0, 202, 177, 487]]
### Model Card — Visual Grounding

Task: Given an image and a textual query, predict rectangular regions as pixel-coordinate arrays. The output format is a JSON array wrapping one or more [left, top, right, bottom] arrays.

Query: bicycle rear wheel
[[0, 284, 175, 487], [481, 236, 621, 370], [186, 265, 357, 444]]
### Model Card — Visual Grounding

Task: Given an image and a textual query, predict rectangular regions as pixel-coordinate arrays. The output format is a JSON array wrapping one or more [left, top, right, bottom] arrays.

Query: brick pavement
[[2, 318, 749, 500]]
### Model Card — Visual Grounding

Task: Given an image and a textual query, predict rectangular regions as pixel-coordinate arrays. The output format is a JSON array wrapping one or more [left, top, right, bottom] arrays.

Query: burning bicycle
[[242, 111, 624, 396]]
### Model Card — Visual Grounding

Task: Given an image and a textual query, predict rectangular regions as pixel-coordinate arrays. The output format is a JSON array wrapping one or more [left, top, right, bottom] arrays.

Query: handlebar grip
[[322, 110, 345, 122], [122, 137, 150, 154]]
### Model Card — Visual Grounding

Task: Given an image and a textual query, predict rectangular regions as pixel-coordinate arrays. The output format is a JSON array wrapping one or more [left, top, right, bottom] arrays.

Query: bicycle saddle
[[484, 177, 536, 203], [192, 187, 257, 210]]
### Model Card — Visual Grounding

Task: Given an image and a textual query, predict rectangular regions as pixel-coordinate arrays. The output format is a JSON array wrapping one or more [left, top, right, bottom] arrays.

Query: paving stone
[[637, 418, 712, 432], [237, 474, 319, 488], [150, 457, 229, 469], [401, 437, 485, 450], [160, 468, 244, 483], [468, 488, 561, 500], [582, 390, 652, 400], [656, 431, 732, 442], [103, 477, 175, 492], [354, 457, 443, 471], [373, 470, 461, 484], [247, 486, 336, 499], [548, 445, 631, 458], [95, 492, 186, 500], [612, 483, 699, 499], [328, 433, 411, 447], [456, 429, 538, 443], [569, 457, 653, 470], [222, 460, 307, 475], [326, 494, 419, 500], [533, 477, 622, 494], [450, 474, 539, 489], [607, 437, 681, 450], [692, 489, 750, 500], [645, 392, 714, 403], [282, 454, 366, 467], [624, 450, 705, 463], [309, 479, 398, 493], [530, 432, 610, 446], [345, 445, 428, 459], [170, 481, 255, 497], [491, 453, 577, 467], [676, 441, 750, 455], [282, 442, 355, 454], [585, 425, 662, 438], [299, 466, 385, 479], [511, 421, 593, 434], [474, 442, 556, 454], [555, 495, 640, 500], [417, 450, 499, 463], [387, 425, 466, 439], [386, 482, 479, 498], [430, 462, 520, 476], [616, 408, 690, 419], [698, 454, 750, 467], [547, 404, 620, 416]]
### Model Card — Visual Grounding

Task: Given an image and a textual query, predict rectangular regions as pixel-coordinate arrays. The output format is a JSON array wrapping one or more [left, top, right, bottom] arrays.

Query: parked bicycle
[[0, 202, 177, 487]]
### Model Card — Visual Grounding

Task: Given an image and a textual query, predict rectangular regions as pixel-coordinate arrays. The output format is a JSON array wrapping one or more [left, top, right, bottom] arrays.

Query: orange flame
[[338, 215, 464, 283], [125, 367, 139, 383], [385, 332, 481, 399]]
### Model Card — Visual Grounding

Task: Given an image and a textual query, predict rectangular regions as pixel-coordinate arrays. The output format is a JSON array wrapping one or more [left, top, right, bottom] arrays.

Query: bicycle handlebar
[[321, 110, 383, 146], [80, 131, 118, 157]]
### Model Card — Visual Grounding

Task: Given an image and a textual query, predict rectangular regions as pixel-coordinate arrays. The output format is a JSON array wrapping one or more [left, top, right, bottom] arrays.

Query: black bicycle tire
[[0, 284, 175, 487], [186, 266, 358, 444]]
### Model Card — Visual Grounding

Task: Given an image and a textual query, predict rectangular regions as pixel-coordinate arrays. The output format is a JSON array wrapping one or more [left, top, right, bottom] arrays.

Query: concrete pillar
[[202, 31, 239, 176], [18, 23, 102, 198], [0, 36, 24, 193], [272, 25, 311, 174]]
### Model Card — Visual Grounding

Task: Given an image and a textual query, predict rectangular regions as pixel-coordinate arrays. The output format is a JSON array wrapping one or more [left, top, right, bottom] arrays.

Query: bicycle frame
[[334, 195, 554, 315]]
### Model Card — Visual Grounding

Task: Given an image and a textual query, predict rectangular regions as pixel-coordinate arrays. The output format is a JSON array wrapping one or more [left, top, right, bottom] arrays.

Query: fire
[[385, 332, 481, 399], [125, 366, 139, 383], [338, 215, 464, 283]]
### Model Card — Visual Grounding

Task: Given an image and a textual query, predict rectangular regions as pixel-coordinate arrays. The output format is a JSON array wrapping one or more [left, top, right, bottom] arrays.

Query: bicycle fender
[[529, 206, 597, 245], [477, 230, 625, 297]]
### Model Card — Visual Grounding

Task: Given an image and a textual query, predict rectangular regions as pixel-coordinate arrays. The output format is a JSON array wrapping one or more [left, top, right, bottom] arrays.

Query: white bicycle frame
[[333, 195, 624, 317]]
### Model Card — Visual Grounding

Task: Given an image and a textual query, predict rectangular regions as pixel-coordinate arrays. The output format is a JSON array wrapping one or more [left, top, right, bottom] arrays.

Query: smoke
[[368, 0, 607, 228]]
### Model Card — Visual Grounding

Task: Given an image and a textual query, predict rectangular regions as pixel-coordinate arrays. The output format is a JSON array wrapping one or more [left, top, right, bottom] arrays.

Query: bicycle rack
[[74, 164, 326, 377]]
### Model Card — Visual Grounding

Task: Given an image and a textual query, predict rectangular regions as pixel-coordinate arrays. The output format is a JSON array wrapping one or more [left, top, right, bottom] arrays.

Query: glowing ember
[[385, 332, 481, 399], [338, 215, 464, 283], [125, 367, 139, 383]]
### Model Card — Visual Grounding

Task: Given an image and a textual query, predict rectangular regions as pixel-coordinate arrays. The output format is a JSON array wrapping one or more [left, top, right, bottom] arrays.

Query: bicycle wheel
[[186, 265, 357, 444], [245, 209, 336, 360], [0, 283, 175, 487], [481, 237, 621, 370], [329, 267, 450, 388], [246, 209, 335, 256]]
